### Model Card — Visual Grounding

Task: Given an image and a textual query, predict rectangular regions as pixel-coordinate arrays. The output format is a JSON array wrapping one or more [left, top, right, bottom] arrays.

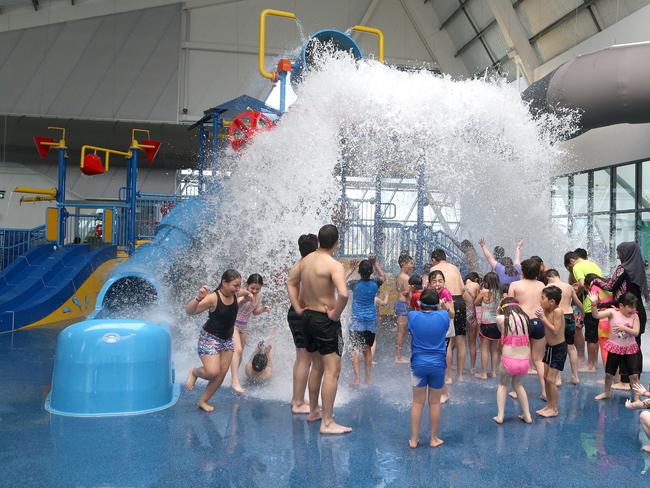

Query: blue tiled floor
[[2, 326, 650, 487]]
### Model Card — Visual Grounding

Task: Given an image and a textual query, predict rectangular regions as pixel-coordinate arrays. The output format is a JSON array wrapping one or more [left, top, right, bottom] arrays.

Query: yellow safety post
[[45, 207, 59, 242], [351, 25, 385, 63], [103, 209, 114, 244], [259, 8, 297, 81]]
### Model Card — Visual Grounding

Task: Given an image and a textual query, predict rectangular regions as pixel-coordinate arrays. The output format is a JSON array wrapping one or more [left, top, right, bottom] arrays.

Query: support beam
[[398, 0, 437, 64], [487, 0, 539, 83], [439, 0, 470, 30], [529, 0, 596, 44], [352, 0, 382, 39], [32, 0, 39, 12]]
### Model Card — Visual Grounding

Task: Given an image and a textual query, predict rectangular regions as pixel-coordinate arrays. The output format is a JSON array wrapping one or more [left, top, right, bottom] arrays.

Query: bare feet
[[307, 409, 322, 422], [474, 372, 488, 380], [445, 377, 453, 385], [320, 420, 352, 435], [492, 416, 503, 425], [518, 414, 533, 424], [527, 368, 537, 375], [456, 375, 464, 383], [186, 369, 197, 391], [408, 438, 418, 449], [231, 383, 245, 395], [594, 392, 610, 401], [440, 394, 449, 404], [579, 366, 596, 373], [570, 376, 580, 385], [352, 381, 360, 388], [612, 382, 631, 391], [508, 391, 518, 400], [430, 437, 444, 448], [198, 401, 214, 413], [291, 403, 311, 414], [395, 356, 410, 364], [536, 408, 558, 418], [642, 445, 650, 453]]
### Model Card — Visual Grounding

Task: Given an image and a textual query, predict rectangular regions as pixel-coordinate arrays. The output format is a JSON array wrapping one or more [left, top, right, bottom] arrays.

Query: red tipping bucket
[[81, 153, 105, 175]]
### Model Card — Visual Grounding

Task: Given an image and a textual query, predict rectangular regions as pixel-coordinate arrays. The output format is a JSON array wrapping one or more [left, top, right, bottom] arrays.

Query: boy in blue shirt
[[408, 288, 450, 449], [347, 256, 385, 385]]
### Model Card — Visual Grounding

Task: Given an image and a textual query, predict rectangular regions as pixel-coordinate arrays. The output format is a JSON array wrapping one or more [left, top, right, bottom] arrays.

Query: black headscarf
[[617, 242, 648, 299]]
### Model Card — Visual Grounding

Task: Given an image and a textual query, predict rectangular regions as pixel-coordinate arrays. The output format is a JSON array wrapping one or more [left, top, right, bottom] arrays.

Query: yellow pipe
[[80, 145, 131, 173], [14, 187, 57, 196], [20, 196, 56, 204], [259, 8, 297, 81], [352, 25, 385, 63], [48, 126, 66, 147]]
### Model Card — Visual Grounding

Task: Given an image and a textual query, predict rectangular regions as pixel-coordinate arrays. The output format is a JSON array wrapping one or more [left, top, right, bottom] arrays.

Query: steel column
[[198, 123, 206, 194], [56, 147, 67, 247], [415, 165, 426, 273], [373, 175, 382, 258]]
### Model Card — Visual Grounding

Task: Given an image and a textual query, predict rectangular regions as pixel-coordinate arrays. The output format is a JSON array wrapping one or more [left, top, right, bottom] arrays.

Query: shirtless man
[[428, 249, 466, 381], [287, 234, 318, 414], [508, 259, 546, 399], [286, 224, 351, 435], [545, 269, 583, 385], [395, 253, 414, 363]]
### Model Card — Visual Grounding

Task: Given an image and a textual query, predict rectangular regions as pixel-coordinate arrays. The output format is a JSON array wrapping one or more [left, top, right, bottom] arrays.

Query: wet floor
[[2, 326, 650, 487]]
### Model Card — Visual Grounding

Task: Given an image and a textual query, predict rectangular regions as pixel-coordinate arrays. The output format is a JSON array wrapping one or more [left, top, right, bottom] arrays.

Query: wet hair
[[408, 274, 423, 289], [460, 240, 473, 251], [318, 224, 339, 249], [521, 258, 541, 280], [619, 292, 638, 308], [574, 248, 588, 259], [431, 248, 446, 262], [502, 256, 517, 277], [358, 259, 373, 280], [429, 269, 446, 284], [493, 246, 505, 261], [246, 273, 264, 287], [298, 234, 318, 257], [530, 255, 544, 266], [583, 273, 601, 289], [542, 285, 562, 305], [251, 352, 268, 372], [465, 271, 480, 283], [216, 269, 241, 291], [482, 271, 501, 303], [419, 288, 440, 308], [545, 269, 560, 280], [499, 296, 529, 337], [398, 252, 413, 268], [564, 251, 579, 267]]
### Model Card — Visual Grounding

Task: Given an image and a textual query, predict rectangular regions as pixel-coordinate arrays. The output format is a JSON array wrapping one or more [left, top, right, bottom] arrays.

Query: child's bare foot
[[430, 437, 444, 448], [570, 376, 580, 385], [528, 368, 537, 375], [445, 377, 453, 385], [198, 401, 214, 413], [537, 408, 558, 418], [291, 402, 311, 414], [535, 407, 548, 416], [440, 394, 449, 404], [642, 445, 650, 453], [518, 414, 533, 424], [231, 383, 245, 395], [365, 376, 372, 385], [594, 392, 610, 401], [579, 366, 596, 372], [612, 382, 631, 391], [395, 356, 409, 364], [320, 420, 352, 435], [307, 409, 322, 422], [186, 369, 197, 391], [456, 375, 464, 383], [474, 372, 488, 380], [408, 438, 418, 449], [508, 391, 518, 400], [352, 380, 360, 388], [492, 416, 504, 425]]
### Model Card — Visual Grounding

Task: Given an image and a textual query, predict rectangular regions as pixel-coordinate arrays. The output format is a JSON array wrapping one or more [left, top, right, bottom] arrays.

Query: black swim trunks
[[453, 295, 467, 336], [480, 322, 501, 340], [605, 351, 642, 377], [583, 314, 599, 344], [564, 314, 576, 345], [528, 318, 545, 340], [287, 305, 306, 349], [543, 342, 568, 371], [349, 330, 375, 351], [302, 309, 343, 356]]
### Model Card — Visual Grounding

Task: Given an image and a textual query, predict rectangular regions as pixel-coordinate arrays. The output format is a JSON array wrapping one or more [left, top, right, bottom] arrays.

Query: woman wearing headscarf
[[593, 242, 648, 344]]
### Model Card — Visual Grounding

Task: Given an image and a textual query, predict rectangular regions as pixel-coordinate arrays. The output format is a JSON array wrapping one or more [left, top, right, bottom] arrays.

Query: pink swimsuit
[[500, 314, 530, 376]]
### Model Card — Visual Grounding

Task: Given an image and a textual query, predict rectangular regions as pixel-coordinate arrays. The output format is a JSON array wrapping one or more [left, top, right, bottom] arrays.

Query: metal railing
[[135, 194, 191, 241], [0, 225, 47, 270]]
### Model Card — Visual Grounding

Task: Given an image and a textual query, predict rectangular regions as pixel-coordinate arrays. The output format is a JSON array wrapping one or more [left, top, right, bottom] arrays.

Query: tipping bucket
[[291, 29, 362, 87]]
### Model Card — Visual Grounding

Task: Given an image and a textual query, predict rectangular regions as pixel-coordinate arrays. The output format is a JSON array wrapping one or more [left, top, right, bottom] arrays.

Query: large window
[[552, 158, 650, 270]]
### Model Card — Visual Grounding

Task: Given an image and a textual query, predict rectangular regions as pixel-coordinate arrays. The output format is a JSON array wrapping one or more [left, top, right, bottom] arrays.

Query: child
[[185, 270, 253, 412], [589, 292, 643, 401], [244, 327, 278, 384], [463, 272, 481, 374], [395, 253, 415, 363], [545, 269, 584, 385], [534, 285, 566, 418], [407, 288, 450, 449], [493, 297, 533, 424], [409, 275, 424, 311], [474, 272, 501, 380], [347, 256, 385, 385], [230, 273, 271, 394], [584, 273, 614, 367], [429, 270, 457, 392]]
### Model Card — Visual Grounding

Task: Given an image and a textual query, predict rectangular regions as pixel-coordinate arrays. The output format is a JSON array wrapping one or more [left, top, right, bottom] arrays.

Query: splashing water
[[171, 51, 576, 405]]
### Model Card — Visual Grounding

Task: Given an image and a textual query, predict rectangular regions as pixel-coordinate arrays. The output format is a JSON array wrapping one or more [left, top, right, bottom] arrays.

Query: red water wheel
[[228, 111, 274, 151]]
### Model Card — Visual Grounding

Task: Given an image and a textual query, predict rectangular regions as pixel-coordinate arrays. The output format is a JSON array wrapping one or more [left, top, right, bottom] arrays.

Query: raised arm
[[592, 266, 625, 293], [326, 262, 349, 321], [514, 240, 523, 265], [286, 262, 303, 315], [345, 258, 360, 281], [586, 292, 612, 320], [185, 284, 216, 315], [479, 238, 498, 269], [369, 255, 386, 282]]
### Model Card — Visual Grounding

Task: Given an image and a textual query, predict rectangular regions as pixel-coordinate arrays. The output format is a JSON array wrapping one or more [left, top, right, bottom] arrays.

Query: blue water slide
[[0, 244, 117, 333]]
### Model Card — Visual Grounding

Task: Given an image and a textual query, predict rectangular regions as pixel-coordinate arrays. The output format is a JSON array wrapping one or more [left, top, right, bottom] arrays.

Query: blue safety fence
[[0, 225, 47, 271], [135, 194, 191, 241]]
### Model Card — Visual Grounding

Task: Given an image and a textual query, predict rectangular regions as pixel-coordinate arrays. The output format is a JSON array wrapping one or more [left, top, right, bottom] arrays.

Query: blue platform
[[2, 325, 650, 487]]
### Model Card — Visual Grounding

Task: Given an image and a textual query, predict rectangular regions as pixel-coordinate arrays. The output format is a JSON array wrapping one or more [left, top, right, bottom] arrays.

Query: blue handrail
[[0, 225, 47, 271]]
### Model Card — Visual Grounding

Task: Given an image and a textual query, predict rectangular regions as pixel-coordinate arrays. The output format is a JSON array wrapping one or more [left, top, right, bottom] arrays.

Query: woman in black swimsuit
[[185, 269, 252, 412]]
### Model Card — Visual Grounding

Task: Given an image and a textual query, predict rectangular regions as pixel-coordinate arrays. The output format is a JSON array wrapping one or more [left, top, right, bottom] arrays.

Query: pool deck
[[2, 326, 650, 487]]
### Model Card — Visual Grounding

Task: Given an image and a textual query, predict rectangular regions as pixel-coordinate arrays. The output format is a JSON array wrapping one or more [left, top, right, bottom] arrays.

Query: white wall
[[0, 161, 177, 228]]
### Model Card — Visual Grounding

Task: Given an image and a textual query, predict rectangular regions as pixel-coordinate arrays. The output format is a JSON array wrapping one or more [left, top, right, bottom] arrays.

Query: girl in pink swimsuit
[[493, 297, 533, 424]]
